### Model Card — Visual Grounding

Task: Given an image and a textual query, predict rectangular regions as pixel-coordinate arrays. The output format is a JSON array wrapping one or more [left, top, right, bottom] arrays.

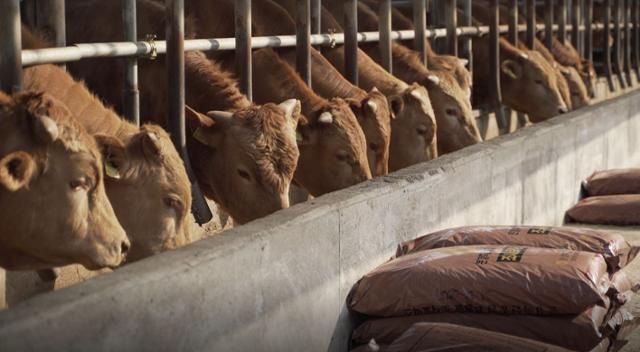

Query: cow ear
[[30, 114, 59, 145], [184, 106, 222, 149], [141, 131, 163, 162], [458, 58, 469, 67], [278, 99, 302, 132], [0, 151, 36, 191], [388, 95, 403, 120], [94, 134, 127, 180], [501, 59, 523, 79]]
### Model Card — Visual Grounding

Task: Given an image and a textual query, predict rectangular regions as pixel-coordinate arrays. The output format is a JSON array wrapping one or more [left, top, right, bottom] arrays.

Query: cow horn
[[458, 58, 469, 67], [427, 75, 440, 85], [519, 52, 529, 60], [410, 89, 424, 100], [33, 115, 59, 144], [279, 99, 301, 120], [371, 86, 380, 93], [366, 100, 378, 113], [318, 111, 333, 124], [206, 110, 234, 124]]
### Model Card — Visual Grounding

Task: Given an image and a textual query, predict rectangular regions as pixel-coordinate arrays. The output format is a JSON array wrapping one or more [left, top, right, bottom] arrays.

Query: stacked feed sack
[[567, 169, 640, 226], [347, 226, 640, 352]]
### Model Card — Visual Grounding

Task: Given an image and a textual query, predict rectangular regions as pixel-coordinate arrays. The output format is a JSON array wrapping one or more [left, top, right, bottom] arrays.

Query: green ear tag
[[193, 127, 210, 146], [296, 130, 303, 144], [104, 160, 121, 179]]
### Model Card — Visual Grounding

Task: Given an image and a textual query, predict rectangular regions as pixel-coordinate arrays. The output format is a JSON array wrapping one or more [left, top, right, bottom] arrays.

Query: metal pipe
[[507, 0, 518, 46], [122, 0, 140, 126], [571, 0, 581, 54], [166, 0, 212, 225], [413, 0, 428, 67], [0, 0, 23, 93], [235, 0, 252, 100], [460, 0, 473, 77], [545, 0, 554, 50], [558, 0, 567, 44], [634, 0, 640, 81], [604, 0, 615, 91], [526, 0, 536, 48], [35, 0, 66, 48], [296, 0, 311, 86], [311, 0, 321, 34], [344, 0, 358, 84], [379, 0, 393, 73], [490, 0, 505, 129], [585, 0, 593, 62], [624, 0, 632, 85], [613, 0, 626, 88], [445, 0, 458, 56]]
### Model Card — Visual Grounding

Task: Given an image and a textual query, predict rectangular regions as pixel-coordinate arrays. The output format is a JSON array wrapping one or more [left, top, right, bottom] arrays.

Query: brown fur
[[0, 91, 128, 270]]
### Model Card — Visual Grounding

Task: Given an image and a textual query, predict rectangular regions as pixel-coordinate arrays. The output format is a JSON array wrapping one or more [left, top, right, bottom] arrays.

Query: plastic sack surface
[[583, 169, 640, 196]]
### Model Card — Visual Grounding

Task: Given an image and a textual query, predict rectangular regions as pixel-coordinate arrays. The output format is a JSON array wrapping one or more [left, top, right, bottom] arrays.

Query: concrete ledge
[[1, 91, 640, 352]]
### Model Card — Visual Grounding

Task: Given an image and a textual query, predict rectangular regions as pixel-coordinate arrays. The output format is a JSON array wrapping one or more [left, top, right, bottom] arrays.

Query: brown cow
[[22, 27, 192, 262], [65, 0, 301, 224], [252, 48, 371, 195], [548, 36, 597, 98], [0, 91, 129, 270]]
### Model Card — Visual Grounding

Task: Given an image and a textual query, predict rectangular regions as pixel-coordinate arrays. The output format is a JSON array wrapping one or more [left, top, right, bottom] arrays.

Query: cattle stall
[[1, 0, 640, 350]]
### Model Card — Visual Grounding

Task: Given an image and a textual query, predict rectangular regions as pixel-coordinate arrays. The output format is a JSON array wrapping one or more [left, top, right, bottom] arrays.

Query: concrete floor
[[567, 224, 640, 351]]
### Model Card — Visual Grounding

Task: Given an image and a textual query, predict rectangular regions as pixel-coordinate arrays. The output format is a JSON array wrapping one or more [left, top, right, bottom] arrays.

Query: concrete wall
[[1, 90, 640, 352]]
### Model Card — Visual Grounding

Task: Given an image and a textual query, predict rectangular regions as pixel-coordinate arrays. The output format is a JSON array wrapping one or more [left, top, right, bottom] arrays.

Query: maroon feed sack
[[352, 306, 610, 351], [383, 322, 572, 352], [395, 226, 639, 271], [583, 169, 640, 196], [566, 195, 640, 226], [347, 246, 612, 317]]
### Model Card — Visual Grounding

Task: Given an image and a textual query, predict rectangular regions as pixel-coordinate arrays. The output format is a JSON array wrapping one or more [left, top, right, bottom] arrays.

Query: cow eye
[[164, 196, 182, 212], [416, 125, 429, 136], [534, 79, 544, 85], [336, 150, 349, 162], [237, 168, 251, 181], [445, 108, 458, 117], [368, 142, 379, 152], [70, 177, 91, 191]]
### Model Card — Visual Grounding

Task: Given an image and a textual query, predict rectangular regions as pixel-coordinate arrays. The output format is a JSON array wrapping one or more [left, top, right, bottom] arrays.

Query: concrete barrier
[[1, 90, 640, 351]]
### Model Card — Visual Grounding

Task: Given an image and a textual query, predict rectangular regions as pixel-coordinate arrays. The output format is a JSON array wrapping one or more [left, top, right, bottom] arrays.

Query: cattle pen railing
[[1, 0, 639, 230]]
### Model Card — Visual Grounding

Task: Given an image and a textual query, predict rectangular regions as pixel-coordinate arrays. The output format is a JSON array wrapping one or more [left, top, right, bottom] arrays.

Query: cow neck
[[22, 64, 137, 143], [354, 47, 409, 96], [185, 51, 252, 113]]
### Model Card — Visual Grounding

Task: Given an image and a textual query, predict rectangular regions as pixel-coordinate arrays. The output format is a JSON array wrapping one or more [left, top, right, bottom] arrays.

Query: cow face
[[500, 50, 568, 122], [0, 92, 129, 270], [423, 72, 482, 155], [295, 98, 371, 195], [562, 66, 590, 110], [94, 124, 192, 263], [187, 100, 300, 224], [347, 89, 391, 177], [388, 84, 437, 172], [428, 55, 472, 99]]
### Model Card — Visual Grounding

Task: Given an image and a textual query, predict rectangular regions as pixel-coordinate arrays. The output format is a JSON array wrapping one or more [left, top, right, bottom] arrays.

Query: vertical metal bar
[[624, 0, 633, 84], [0, 0, 22, 93], [296, 0, 311, 87], [507, 0, 518, 46], [413, 0, 428, 67], [634, 0, 640, 80], [35, 0, 66, 48], [122, 0, 140, 126], [445, 0, 458, 56], [572, 0, 581, 53], [558, 0, 567, 44], [526, 0, 536, 48], [166, 0, 212, 225], [461, 0, 472, 77], [344, 0, 358, 84], [545, 0, 555, 50], [604, 0, 616, 91], [311, 0, 321, 34], [613, 0, 627, 88], [490, 0, 505, 128], [379, 0, 393, 73], [235, 0, 252, 100], [585, 0, 593, 63]]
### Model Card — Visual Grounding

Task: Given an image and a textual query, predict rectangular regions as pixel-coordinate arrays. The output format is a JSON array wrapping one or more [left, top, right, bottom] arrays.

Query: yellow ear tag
[[296, 130, 303, 144], [193, 127, 211, 146], [104, 160, 121, 180]]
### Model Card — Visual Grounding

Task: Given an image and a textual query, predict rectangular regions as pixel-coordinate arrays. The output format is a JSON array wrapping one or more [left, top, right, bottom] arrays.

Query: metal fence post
[[460, 0, 472, 76], [413, 0, 428, 67], [571, 0, 582, 54], [379, 0, 393, 73], [490, 0, 506, 130], [624, 0, 633, 84], [122, 0, 140, 126], [235, 0, 252, 100], [604, 0, 616, 91], [311, 0, 321, 34], [445, 0, 458, 56], [613, 0, 627, 88], [296, 0, 312, 87], [526, 0, 536, 48], [558, 0, 567, 44], [507, 0, 518, 46], [634, 0, 640, 81], [35, 0, 66, 48], [0, 0, 22, 93], [344, 0, 359, 84], [166, 0, 213, 225], [545, 0, 555, 50], [585, 0, 593, 63]]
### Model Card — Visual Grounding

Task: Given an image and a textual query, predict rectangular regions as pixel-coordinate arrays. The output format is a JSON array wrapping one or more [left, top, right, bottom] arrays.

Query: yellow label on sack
[[497, 246, 526, 262], [104, 160, 121, 179]]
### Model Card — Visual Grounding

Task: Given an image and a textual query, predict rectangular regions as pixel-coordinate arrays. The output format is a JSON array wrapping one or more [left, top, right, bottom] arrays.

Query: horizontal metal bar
[[21, 23, 605, 66]]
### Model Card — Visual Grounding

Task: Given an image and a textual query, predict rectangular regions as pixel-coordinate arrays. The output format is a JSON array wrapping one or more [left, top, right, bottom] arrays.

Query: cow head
[[388, 84, 437, 172], [427, 55, 472, 99], [186, 100, 301, 224], [295, 98, 371, 195], [0, 91, 129, 270], [561, 66, 590, 110], [94, 124, 192, 263], [346, 88, 391, 176], [500, 50, 568, 122], [422, 71, 481, 155]]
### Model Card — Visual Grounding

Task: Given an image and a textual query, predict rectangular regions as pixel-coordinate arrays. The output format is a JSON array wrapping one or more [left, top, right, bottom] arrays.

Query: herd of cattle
[[0, 0, 614, 276]]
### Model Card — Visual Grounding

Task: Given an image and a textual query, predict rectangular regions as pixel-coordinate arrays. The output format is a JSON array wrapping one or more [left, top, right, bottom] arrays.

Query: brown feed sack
[[347, 246, 613, 317], [383, 322, 573, 352], [566, 195, 640, 226], [583, 169, 640, 196], [395, 226, 639, 272], [352, 305, 612, 351]]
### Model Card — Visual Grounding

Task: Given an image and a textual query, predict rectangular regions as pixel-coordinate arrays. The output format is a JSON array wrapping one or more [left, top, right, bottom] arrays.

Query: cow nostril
[[121, 241, 130, 255]]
